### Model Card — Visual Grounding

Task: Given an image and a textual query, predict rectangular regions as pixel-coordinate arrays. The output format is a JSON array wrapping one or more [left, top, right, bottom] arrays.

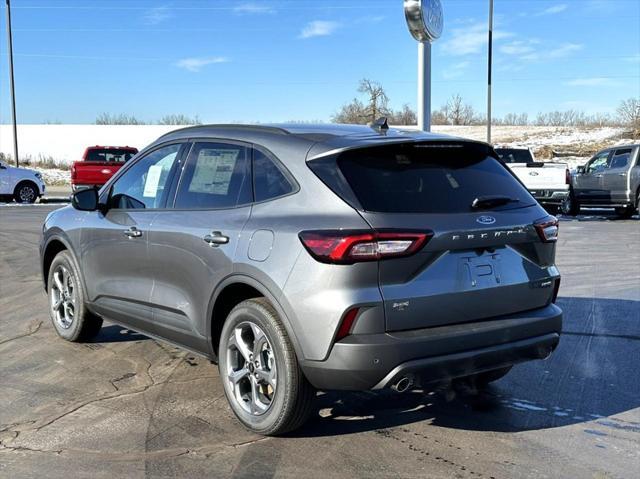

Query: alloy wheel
[[226, 321, 277, 416], [18, 185, 36, 203], [50, 265, 76, 329]]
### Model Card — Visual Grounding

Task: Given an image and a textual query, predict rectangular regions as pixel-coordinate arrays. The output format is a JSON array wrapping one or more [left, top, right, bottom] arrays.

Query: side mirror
[[72, 188, 100, 211], [576, 165, 585, 174]]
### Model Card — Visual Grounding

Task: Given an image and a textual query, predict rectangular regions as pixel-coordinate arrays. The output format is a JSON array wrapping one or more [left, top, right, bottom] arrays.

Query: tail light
[[565, 168, 571, 185], [71, 164, 76, 180], [299, 230, 432, 264], [335, 307, 359, 341], [534, 216, 559, 243]]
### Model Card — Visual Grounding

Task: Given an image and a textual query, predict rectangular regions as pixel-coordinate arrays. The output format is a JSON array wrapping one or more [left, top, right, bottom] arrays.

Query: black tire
[[218, 298, 315, 435], [561, 191, 579, 216], [47, 251, 103, 342], [615, 206, 635, 219], [13, 181, 39, 204], [544, 205, 559, 215]]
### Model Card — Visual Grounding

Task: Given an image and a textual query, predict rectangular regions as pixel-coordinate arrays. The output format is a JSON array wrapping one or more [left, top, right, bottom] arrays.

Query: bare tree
[[158, 114, 201, 125], [502, 112, 529, 126], [617, 98, 640, 135], [358, 79, 390, 122], [431, 109, 448, 125], [441, 94, 477, 125], [333, 78, 394, 124], [332, 98, 369, 124], [95, 113, 145, 125], [388, 104, 417, 125]]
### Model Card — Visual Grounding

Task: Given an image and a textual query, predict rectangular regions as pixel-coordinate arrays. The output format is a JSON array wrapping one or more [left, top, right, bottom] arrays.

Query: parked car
[[71, 145, 138, 191], [495, 147, 570, 213], [0, 159, 46, 203], [41, 124, 563, 435], [564, 144, 640, 217]]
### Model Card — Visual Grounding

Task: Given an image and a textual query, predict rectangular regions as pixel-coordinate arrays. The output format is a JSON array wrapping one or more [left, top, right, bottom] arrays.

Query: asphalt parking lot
[[1, 205, 638, 479]]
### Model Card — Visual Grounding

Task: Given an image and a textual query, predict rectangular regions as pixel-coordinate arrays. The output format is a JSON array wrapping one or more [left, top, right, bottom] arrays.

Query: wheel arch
[[42, 235, 86, 293], [207, 275, 304, 362]]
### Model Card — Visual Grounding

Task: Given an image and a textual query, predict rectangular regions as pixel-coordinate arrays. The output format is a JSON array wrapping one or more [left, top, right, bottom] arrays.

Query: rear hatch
[[309, 141, 558, 332]]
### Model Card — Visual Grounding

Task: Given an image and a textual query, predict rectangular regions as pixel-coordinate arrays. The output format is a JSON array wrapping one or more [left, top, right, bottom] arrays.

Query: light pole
[[5, 0, 19, 167], [487, 0, 494, 144], [404, 0, 444, 132]]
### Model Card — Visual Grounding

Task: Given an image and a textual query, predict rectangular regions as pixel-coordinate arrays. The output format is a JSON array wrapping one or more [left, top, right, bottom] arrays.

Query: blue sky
[[0, 0, 638, 124]]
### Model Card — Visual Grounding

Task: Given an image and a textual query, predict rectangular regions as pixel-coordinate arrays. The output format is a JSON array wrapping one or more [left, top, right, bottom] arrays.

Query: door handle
[[123, 227, 143, 239], [618, 173, 627, 177], [595, 174, 603, 178], [203, 231, 229, 247]]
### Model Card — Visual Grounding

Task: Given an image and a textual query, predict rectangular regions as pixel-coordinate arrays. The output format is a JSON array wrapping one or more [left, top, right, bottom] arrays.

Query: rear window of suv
[[316, 143, 535, 214]]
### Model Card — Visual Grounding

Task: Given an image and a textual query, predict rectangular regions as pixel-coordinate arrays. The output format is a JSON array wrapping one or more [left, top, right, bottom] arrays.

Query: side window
[[108, 144, 181, 210], [608, 148, 632, 169], [174, 142, 251, 209], [253, 149, 294, 202], [587, 152, 609, 174]]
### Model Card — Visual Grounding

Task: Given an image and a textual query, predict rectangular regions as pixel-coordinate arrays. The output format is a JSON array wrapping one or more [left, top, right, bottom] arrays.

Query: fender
[[206, 274, 305, 362]]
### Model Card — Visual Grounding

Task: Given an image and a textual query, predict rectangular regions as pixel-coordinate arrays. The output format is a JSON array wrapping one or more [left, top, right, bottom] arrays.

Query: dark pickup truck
[[71, 146, 138, 191], [565, 144, 640, 217]]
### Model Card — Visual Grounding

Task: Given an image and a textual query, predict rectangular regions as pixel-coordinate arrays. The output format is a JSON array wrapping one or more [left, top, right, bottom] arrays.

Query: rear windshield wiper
[[471, 195, 520, 210]]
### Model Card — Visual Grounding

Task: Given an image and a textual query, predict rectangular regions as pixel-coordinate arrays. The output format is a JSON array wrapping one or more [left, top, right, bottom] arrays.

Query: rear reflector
[[299, 230, 432, 264], [534, 216, 559, 243], [336, 307, 359, 341]]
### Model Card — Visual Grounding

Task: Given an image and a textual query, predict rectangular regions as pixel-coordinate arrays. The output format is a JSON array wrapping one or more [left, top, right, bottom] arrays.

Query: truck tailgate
[[509, 163, 568, 190], [72, 162, 123, 186]]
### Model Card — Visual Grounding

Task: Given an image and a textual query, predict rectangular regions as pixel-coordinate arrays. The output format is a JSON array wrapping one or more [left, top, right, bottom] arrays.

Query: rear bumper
[[72, 184, 97, 192], [529, 188, 569, 205], [301, 303, 562, 391]]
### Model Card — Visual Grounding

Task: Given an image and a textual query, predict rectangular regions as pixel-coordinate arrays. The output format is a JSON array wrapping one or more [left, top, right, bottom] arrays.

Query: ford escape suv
[[40, 123, 562, 435]]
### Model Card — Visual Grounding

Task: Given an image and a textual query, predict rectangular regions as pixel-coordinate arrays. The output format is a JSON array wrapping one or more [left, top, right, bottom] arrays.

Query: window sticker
[[143, 164, 163, 198], [189, 149, 239, 195]]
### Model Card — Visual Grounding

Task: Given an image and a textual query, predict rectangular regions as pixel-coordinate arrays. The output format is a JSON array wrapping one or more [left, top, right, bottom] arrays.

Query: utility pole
[[487, 0, 494, 144], [5, 0, 19, 167]]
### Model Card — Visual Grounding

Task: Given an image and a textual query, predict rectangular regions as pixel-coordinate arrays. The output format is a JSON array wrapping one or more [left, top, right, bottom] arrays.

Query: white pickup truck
[[495, 147, 570, 212]]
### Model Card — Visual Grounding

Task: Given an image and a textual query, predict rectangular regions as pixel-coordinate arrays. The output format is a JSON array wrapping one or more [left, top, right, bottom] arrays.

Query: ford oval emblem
[[477, 215, 496, 225], [529, 171, 539, 176]]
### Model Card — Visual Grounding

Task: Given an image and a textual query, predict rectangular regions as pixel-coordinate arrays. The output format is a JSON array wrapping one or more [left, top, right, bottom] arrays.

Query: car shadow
[[291, 296, 640, 438], [91, 324, 150, 343]]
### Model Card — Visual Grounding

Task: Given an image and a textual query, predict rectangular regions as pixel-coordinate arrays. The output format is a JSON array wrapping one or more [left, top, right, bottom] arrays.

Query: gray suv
[[41, 124, 563, 435], [565, 144, 640, 217]]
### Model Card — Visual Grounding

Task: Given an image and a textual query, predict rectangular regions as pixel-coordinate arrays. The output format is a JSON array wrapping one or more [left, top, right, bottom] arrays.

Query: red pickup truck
[[71, 146, 138, 191]]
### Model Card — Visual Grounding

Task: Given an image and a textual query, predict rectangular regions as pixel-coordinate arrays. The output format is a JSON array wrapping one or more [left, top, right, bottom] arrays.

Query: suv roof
[[156, 123, 472, 161]]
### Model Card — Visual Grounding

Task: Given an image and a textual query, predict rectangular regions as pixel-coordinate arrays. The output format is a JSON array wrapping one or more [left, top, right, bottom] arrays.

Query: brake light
[[534, 216, 559, 243], [299, 230, 432, 264], [565, 168, 571, 185], [71, 164, 76, 180], [336, 307, 359, 341]]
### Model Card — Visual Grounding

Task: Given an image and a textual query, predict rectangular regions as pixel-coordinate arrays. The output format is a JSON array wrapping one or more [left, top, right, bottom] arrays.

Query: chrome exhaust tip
[[391, 376, 413, 393]]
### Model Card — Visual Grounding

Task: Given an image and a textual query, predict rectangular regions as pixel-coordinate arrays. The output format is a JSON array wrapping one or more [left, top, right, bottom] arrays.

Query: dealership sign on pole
[[404, 0, 444, 132]]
